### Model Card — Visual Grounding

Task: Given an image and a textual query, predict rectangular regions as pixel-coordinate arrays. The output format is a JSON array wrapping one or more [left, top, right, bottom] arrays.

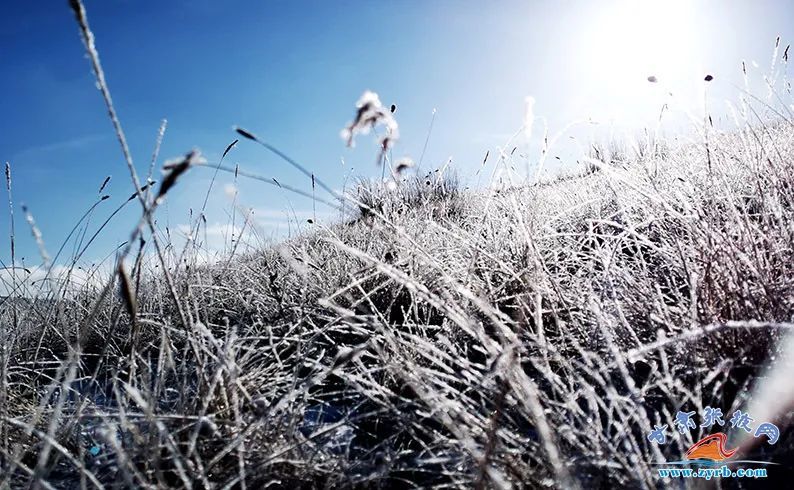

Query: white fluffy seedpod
[[341, 90, 400, 152]]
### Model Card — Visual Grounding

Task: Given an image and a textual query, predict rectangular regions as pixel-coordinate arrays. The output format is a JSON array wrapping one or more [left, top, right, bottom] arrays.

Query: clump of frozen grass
[[352, 165, 464, 222]]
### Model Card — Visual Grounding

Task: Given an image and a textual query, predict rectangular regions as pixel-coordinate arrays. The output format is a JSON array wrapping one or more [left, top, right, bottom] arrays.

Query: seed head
[[341, 90, 400, 152], [394, 157, 415, 176], [156, 150, 204, 202]]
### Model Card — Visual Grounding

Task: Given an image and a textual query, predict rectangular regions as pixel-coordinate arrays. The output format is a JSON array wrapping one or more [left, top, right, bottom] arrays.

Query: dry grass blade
[[98, 175, 111, 194], [1, 162, 12, 475], [21, 204, 50, 266], [69, 0, 148, 212], [117, 259, 138, 322], [196, 139, 239, 235], [193, 162, 343, 210], [146, 119, 168, 193], [234, 126, 339, 198]]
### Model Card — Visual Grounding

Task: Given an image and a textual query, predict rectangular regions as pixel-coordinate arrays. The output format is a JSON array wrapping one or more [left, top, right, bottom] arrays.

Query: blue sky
[[0, 0, 792, 277]]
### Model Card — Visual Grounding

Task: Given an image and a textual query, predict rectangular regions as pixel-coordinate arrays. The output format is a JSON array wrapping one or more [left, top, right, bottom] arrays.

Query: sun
[[579, 0, 704, 121], [591, 0, 699, 81]]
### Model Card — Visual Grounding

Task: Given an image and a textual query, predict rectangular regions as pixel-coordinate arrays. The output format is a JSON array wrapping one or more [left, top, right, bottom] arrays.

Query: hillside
[[2, 119, 793, 488]]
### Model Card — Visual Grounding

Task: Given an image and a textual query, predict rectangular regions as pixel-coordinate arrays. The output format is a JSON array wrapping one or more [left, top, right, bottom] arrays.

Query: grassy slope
[[2, 120, 793, 488]]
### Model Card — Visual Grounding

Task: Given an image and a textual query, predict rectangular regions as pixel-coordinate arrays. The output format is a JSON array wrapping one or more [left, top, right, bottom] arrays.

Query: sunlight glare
[[582, 0, 703, 122]]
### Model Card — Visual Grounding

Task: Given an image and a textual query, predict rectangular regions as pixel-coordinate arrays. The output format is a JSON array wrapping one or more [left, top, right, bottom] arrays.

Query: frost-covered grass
[[3, 119, 794, 488], [1, 1, 793, 488]]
